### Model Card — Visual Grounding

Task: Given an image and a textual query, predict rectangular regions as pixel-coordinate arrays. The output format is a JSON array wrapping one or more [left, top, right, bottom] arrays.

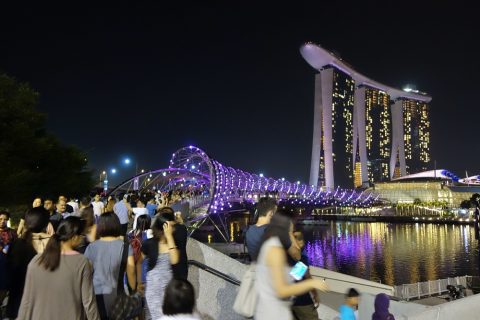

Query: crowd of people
[[0, 192, 196, 320], [0, 192, 399, 320]]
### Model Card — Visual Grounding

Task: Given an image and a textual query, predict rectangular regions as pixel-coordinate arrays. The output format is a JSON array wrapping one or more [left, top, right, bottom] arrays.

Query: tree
[[0, 73, 94, 205]]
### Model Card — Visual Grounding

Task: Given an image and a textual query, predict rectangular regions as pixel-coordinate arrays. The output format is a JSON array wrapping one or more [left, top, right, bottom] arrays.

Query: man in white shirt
[[91, 194, 105, 217], [132, 198, 148, 230], [67, 197, 79, 215]]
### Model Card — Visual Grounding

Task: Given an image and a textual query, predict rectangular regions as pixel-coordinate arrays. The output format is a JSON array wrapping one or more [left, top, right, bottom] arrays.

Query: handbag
[[109, 240, 143, 320], [233, 264, 257, 318]]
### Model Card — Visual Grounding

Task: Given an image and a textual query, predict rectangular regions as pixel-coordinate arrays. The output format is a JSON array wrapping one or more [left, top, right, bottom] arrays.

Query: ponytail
[[37, 216, 85, 271], [38, 234, 61, 271]]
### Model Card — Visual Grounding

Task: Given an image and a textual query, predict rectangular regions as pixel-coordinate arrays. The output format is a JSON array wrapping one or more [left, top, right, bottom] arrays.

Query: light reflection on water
[[194, 220, 480, 286], [302, 222, 480, 285]]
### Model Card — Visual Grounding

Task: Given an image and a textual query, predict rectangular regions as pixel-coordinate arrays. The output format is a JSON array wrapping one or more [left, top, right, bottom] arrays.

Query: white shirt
[[255, 237, 293, 320], [67, 201, 79, 214], [92, 201, 105, 217], [132, 207, 148, 230]]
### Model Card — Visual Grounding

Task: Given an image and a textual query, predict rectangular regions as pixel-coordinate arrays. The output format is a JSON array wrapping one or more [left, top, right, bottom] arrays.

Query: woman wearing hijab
[[372, 293, 395, 320]]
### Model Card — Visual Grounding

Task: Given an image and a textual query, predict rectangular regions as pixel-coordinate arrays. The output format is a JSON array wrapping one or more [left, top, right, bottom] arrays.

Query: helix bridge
[[109, 146, 379, 239]]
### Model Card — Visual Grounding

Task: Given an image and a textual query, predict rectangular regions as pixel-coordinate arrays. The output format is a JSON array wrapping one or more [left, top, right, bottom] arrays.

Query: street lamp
[[99, 171, 107, 183], [99, 170, 110, 193], [123, 157, 139, 175], [111, 168, 117, 174]]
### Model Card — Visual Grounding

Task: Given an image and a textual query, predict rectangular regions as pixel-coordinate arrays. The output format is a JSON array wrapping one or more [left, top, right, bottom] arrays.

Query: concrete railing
[[309, 266, 394, 296], [187, 238, 247, 320]]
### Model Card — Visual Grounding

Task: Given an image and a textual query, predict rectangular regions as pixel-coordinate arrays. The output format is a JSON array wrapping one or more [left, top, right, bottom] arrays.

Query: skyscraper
[[301, 43, 431, 189], [402, 99, 431, 173], [309, 67, 355, 189], [330, 67, 355, 187], [364, 87, 391, 183]]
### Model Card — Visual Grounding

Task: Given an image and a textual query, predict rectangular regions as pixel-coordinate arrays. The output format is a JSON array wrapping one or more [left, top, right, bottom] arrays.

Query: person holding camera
[[139, 215, 179, 319]]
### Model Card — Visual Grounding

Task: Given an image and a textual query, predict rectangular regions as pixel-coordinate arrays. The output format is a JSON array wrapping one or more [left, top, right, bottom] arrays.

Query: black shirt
[[141, 224, 188, 280], [293, 253, 315, 306], [172, 224, 188, 280], [6, 238, 37, 317]]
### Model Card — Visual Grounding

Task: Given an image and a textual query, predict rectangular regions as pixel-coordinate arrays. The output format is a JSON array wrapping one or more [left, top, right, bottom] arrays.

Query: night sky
[[1, 2, 478, 186]]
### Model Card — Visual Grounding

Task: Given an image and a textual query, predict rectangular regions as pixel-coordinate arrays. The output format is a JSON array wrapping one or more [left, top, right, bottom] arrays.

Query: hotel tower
[[301, 43, 431, 189]]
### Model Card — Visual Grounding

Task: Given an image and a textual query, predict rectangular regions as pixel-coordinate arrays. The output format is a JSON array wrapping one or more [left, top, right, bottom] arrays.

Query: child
[[339, 288, 360, 320]]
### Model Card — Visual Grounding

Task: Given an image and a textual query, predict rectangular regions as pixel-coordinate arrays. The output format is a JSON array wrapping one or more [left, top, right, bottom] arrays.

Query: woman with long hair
[[17, 217, 100, 319], [6, 207, 50, 318], [105, 197, 116, 213], [140, 215, 179, 319], [128, 214, 151, 284], [254, 211, 329, 320], [84, 212, 137, 320]]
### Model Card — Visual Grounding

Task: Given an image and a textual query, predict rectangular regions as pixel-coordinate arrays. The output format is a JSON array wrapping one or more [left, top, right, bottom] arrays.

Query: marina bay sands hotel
[[301, 43, 431, 189]]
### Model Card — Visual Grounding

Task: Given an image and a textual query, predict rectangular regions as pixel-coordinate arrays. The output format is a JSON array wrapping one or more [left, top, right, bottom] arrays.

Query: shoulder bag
[[233, 263, 257, 318], [109, 239, 143, 320]]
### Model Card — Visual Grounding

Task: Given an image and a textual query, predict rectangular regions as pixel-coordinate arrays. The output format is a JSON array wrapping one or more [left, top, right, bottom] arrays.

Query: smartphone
[[289, 261, 308, 281]]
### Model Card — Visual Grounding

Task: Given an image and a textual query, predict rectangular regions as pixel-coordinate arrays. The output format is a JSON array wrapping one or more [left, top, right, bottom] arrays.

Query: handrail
[[313, 274, 392, 291], [188, 260, 241, 286]]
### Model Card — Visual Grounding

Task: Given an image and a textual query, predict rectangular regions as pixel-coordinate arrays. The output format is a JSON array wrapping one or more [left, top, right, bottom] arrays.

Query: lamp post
[[99, 171, 107, 184]]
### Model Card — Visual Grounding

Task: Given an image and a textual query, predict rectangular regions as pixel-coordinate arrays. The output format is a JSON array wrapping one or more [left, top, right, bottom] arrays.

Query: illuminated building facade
[[331, 68, 355, 187], [369, 170, 480, 207], [309, 67, 355, 189], [402, 99, 430, 173], [302, 43, 431, 189], [364, 87, 391, 183]]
